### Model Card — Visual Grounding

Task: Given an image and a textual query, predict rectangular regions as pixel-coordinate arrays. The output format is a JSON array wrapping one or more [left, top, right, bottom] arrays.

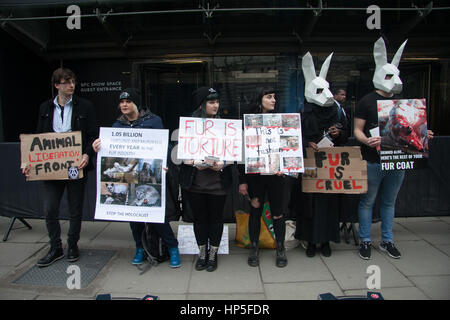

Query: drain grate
[[13, 249, 116, 289]]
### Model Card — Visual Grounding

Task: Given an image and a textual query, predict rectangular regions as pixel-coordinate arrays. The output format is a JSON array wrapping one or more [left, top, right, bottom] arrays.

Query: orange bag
[[235, 202, 276, 249]]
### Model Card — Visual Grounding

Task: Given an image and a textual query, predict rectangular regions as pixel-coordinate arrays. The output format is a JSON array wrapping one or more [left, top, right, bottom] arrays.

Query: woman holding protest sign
[[179, 87, 234, 272], [294, 52, 348, 258], [92, 88, 181, 268], [238, 86, 290, 268]]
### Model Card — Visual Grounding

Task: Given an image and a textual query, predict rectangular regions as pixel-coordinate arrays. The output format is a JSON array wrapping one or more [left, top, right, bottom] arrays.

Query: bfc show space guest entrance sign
[[94, 127, 169, 223], [244, 113, 304, 174]]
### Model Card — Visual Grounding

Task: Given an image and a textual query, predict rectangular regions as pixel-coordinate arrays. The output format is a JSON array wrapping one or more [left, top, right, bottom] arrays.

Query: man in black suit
[[23, 68, 97, 267]]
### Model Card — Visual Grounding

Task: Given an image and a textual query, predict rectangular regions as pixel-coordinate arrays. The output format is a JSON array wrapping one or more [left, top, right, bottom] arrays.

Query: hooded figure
[[191, 87, 220, 118], [372, 37, 408, 94], [302, 52, 334, 107]]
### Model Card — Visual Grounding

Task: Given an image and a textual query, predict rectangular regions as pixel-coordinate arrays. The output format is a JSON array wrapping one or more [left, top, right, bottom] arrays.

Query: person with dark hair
[[179, 87, 233, 272], [22, 67, 97, 267], [92, 88, 181, 268], [238, 86, 290, 268]]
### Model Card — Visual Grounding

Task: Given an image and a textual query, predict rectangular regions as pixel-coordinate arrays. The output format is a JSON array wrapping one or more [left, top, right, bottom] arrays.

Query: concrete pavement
[[0, 215, 449, 300]]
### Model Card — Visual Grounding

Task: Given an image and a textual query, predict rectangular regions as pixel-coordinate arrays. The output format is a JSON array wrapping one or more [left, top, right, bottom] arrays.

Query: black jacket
[[36, 95, 98, 170], [179, 163, 233, 191]]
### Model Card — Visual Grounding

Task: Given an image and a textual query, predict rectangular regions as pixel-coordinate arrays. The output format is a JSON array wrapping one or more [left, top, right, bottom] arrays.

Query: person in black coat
[[22, 67, 98, 267], [92, 88, 181, 268], [238, 87, 290, 268], [179, 87, 233, 272]]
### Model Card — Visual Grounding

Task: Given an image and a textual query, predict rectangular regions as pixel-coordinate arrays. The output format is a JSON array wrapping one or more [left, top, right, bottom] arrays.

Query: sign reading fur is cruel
[[20, 131, 84, 181], [302, 147, 367, 194]]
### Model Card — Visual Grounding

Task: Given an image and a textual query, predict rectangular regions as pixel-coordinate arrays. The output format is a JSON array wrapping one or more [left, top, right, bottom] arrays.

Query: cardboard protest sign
[[244, 113, 304, 174], [378, 99, 429, 171], [302, 147, 367, 194], [94, 127, 168, 223], [20, 131, 83, 181], [177, 117, 242, 162]]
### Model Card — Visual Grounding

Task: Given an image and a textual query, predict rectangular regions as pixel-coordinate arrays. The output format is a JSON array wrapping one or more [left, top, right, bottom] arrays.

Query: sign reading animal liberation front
[[378, 99, 429, 171], [177, 117, 243, 162], [95, 127, 169, 223], [20, 131, 84, 181], [302, 147, 367, 194], [244, 113, 304, 174]]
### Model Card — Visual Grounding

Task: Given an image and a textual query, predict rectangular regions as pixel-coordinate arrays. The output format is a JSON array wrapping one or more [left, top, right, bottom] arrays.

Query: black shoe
[[36, 247, 64, 267], [206, 246, 219, 272], [306, 242, 316, 257], [359, 241, 372, 260], [247, 242, 259, 267], [320, 242, 332, 257], [67, 245, 80, 262], [195, 245, 208, 271], [275, 242, 287, 268], [379, 241, 401, 259]]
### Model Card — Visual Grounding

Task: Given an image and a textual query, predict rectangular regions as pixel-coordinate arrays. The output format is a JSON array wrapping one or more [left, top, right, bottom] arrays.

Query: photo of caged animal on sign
[[100, 157, 163, 207]]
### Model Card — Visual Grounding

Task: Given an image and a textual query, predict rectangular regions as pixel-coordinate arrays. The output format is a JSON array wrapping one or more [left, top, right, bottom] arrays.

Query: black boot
[[206, 246, 219, 272], [67, 243, 80, 262], [195, 244, 208, 271], [306, 242, 316, 257], [247, 242, 259, 267], [275, 241, 288, 268], [320, 242, 332, 257], [36, 247, 64, 268]]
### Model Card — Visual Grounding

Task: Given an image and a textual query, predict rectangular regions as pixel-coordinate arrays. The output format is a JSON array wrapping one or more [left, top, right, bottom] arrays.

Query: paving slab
[[187, 293, 266, 300], [0, 288, 38, 300], [259, 249, 333, 283], [0, 243, 46, 267], [188, 254, 264, 294], [396, 220, 450, 245], [99, 249, 192, 294], [409, 275, 450, 300], [91, 221, 135, 248], [264, 281, 343, 300], [383, 240, 450, 276], [322, 249, 413, 290]]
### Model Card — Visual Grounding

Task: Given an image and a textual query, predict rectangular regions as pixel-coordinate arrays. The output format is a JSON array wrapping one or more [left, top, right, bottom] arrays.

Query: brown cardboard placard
[[20, 131, 84, 181], [302, 146, 367, 194]]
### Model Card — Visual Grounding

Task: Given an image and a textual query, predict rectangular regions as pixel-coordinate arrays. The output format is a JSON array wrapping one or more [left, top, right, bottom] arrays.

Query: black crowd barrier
[[1, 137, 449, 227]]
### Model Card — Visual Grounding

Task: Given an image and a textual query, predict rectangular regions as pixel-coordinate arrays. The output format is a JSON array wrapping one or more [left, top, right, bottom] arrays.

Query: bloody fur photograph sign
[[378, 99, 429, 171], [95, 127, 168, 223], [244, 113, 304, 174]]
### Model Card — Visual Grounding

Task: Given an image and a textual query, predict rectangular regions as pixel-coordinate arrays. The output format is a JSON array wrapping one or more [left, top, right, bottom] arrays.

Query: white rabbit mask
[[302, 52, 334, 107], [373, 37, 408, 94]]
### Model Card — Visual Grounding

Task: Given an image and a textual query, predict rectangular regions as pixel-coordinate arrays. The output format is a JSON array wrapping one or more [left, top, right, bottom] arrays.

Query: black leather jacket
[[36, 95, 98, 170]]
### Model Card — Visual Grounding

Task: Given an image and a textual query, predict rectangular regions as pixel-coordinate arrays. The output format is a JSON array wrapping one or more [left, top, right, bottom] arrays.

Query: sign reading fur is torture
[[95, 127, 168, 223], [20, 131, 84, 181], [177, 117, 242, 162], [302, 147, 367, 194]]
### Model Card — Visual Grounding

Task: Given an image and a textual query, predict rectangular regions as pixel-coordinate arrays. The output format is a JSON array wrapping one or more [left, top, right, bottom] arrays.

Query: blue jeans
[[358, 162, 405, 243]]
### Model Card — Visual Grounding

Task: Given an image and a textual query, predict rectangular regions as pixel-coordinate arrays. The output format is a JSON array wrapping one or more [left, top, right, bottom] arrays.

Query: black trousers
[[186, 191, 226, 247], [246, 175, 289, 244], [41, 178, 87, 249], [130, 222, 178, 249]]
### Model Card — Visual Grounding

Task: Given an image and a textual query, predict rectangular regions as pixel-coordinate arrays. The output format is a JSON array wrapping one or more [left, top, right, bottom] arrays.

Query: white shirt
[[52, 96, 73, 133]]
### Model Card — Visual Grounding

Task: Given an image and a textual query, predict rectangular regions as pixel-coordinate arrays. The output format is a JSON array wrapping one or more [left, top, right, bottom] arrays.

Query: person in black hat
[[179, 87, 233, 272], [92, 88, 181, 268]]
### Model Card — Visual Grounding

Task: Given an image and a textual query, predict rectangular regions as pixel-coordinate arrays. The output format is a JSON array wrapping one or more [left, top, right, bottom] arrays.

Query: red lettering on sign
[[316, 180, 324, 190], [328, 153, 340, 166], [352, 180, 363, 189]]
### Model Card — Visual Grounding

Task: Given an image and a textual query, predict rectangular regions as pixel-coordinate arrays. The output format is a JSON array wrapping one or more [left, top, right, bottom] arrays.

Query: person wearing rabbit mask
[[295, 52, 348, 258], [354, 37, 433, 260]]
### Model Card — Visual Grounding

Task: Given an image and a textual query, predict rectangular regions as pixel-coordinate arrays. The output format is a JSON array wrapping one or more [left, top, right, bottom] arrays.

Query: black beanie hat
[[119, 88, 142, 107], [192, 87, 219, 109]]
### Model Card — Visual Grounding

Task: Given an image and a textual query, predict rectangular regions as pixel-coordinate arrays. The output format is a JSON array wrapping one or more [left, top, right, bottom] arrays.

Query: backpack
[[138, 223, 169, 274]]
